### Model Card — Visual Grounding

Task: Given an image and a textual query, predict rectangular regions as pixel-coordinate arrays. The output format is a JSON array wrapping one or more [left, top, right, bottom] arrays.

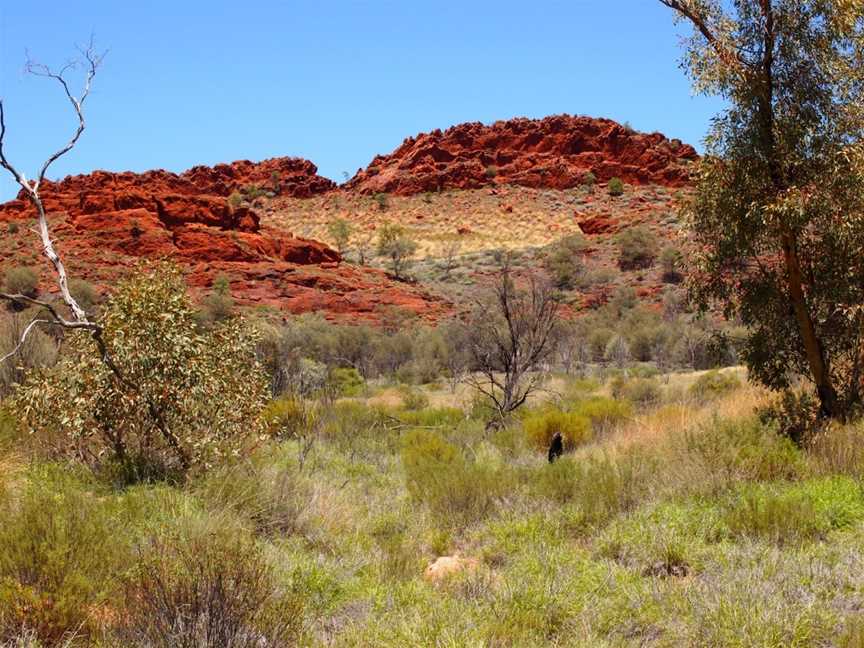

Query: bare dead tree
[[0, 40, 112, 365], [463, 264, 562, 428]]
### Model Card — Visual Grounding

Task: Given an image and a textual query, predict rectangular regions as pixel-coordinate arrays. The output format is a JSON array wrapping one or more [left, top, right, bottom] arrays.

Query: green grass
[[5, 379, 864, 646]]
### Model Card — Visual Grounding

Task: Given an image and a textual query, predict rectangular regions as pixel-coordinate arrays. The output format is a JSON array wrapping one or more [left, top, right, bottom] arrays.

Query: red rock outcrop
[[0, 159, 445, 322], [346, 115, 697, 195]]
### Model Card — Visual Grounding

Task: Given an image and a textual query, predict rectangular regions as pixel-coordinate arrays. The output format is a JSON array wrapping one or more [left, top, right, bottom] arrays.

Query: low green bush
[[608, 177, 625, 196], [534, 450, 653, 525], [116, 529, 302, 646], [610, 376, 662, 406], [615, 226, 659, 270], [572, 397, 632, 434], [683, 417, 805, 485], [2, 267, 38, 297], [329, 366, 364, 397], [522, 409, 592, 452], [0, 466, 131, 645], [261, 395, 319, 440], [690, 370, 742, 401], [398, 386, 430, 411], [401, 429, 503, 522]]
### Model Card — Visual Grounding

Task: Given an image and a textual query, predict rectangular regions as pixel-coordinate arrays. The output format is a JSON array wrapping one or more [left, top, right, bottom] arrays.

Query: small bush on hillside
[[2, 267, 38, 297], [543, 234, 586, 290], [373, 192, 389, 211], [66, 278, 99, 314], [615, 226, 659, 270], [117, 532, 301, 647], [523, 409, 592, 452], [327, 217, 353, 254], [690, 370, 741, 401], [659, 246, 685, 282], [11, 264, 269, 482], [608, 177, 625, 196], [401, 429, 502, 522], [582, 171, 596, 193], [377, 223, 417, 278], [201, 273, 235, 322]]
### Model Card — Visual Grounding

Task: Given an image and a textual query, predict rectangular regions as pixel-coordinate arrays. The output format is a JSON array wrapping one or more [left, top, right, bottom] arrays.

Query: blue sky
[[0, 1, 720, 200]]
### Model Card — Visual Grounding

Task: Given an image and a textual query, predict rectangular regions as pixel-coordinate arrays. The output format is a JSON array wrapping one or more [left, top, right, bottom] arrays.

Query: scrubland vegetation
[[2, 265, 864, 647]]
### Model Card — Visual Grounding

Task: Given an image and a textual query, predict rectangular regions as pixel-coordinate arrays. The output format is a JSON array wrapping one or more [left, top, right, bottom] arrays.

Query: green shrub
[[690, 370, 741, 401], [11, 264, 269, 481], [401, 429, 502, 522], [683, 417, 804, 485], [399, 386, 430, 411], [719, 478, 864, 545], [607, 177, 625, 196], [261, 395, 319, 440], [573, 397, 632, 434], [329, 366, 364, 397], [201, 273, 235, 322], [68, 278, 99, 312], [522, 409, 592, 452], [758, 389, 819, 447], [485, 165, 498, 179], [615, 226, 659, 270], [116, 530, 301, 647], [659, 246, 684, 282], [543, 234, 586, 290], [534, 450, 652, 525], [196, 455, 311, 537], [2, 267, 38, 297], [327, 218, 353, 254], [0, 466, 130, 645], [377, 223, 417, 278], [582, 171, 596, 192], [373, 192, 389, 211], [610, 376, 662, 406]]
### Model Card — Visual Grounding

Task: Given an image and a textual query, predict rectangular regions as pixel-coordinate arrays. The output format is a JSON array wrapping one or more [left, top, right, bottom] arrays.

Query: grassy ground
[[4, 370, 864, 646]]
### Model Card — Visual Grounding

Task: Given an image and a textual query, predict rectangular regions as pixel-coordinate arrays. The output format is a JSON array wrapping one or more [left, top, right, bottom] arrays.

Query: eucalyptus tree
[[660, 1, 864, 418]]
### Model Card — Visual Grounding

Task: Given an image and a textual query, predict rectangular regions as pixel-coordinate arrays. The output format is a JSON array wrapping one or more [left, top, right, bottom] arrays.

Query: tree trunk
[[781, 234, 841, 418]]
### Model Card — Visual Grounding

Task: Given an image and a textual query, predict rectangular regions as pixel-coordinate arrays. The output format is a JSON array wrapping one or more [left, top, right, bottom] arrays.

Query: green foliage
[[572, 397, 632, 434], [610, 376, 662, 406], [689, 370, 741, 402], [543, 234, 586, 290], [68, 278, 98, 312], [401, 429, 502, 522], [670, 0, 864, 417], [329, 366, 364, 397], [615, 225, 658, 270], [327, 217, 353, 255], [758, 389, 820, 447], [533, 450, 651, 525], [398, 385, 430, 411], [0, 466, 129, 645], [659, 245, 684, 282], [582, 171, 596, 192], [261, 395, 319, 440], [373, 192, 389, 211], [117, 528, 301, 646], [376, 223, 418, 278], [11, 265, 268, 481], [485, 165, 498, 179], [227, 191, 244, 209], [683, 417, 804, 485], [201, 273, 235, 322], [607, 177, 625, 196], [722, 478, 864, 546], [2, 267, 38, 297], [522, 409, 591, 452]]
